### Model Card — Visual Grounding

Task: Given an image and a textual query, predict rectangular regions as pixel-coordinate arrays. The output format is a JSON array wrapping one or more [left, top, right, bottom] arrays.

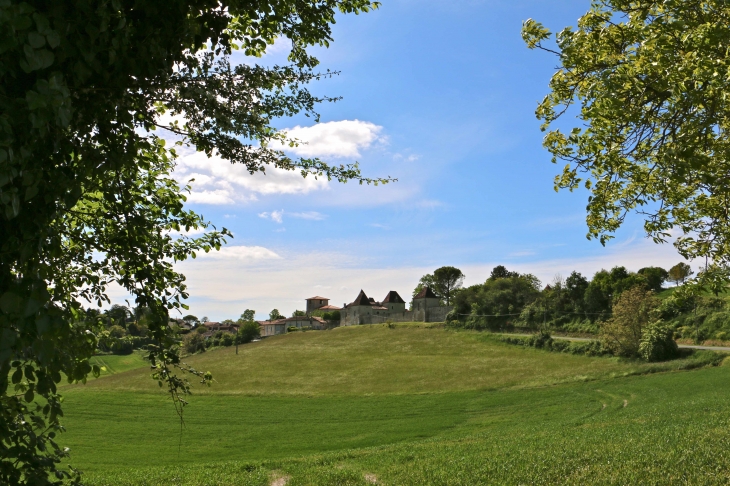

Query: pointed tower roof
[[382, 290, 405, 304], [413, 286, 439, 299], [350, 290, 372, 306]]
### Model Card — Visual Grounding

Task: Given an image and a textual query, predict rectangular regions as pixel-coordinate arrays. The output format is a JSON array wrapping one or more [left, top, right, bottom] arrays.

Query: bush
[[111, 338, 134, 355], [183, 333, 206, 354], [221, 333, 234, 346], [529, 331, 553, 349], [287, 326, 299, 332], [237, 321, 261, 344], [639, 322, 679, 362]]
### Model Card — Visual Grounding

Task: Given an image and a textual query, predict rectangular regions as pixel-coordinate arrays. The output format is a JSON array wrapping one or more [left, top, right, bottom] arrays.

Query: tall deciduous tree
[[431, 266, 465, 307], [522, 2, 730, 265], [601, 286, 659, 357], [668, 262, 694, 286], [0, 0, 383, 483]]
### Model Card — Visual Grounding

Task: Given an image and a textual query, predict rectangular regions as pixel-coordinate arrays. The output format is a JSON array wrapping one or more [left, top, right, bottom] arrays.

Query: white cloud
[[198, 245, 281, 262], [175, 149, 328, 205], [258, 210, 326, 223], [275, 120, 384, 158], [289, 211, 326, 221], [259, 210, 284, 223]]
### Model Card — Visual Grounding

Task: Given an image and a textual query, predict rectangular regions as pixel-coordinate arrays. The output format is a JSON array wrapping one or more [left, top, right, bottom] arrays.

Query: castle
[[259, 287, 452, 337], [314, 287, 451, 326]]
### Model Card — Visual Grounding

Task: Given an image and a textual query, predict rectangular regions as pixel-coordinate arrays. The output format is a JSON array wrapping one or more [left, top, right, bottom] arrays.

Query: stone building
[[340, 287, 450, 326]]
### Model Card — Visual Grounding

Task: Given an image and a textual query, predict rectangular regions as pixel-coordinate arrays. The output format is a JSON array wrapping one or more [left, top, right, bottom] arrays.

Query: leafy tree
[[453, 274, 540, 328], [269, 309, 284, 321], [668, 263, 694, 286], [182, 315, 200, 327], [183, 333, 206, 355], [237, 322, 261, 345], [292, 310, 306, 317], [600, 286, 659, 357], [584, 267, 647, 314], [105, 304, 132, 328], [195, 326, 207, 335], [107, 325, 126, 339], [565, 271, 588, 311], [412, 273, 437, 303], [431, 266, 465, 307], [239, 309, 256, 323], [522, 3, 730, 265], [0, 0, 382, 482], [488, 265, 519, 281], [638, 267, 669, 293]]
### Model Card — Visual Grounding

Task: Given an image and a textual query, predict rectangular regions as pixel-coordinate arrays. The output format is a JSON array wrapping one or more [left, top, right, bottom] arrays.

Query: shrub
[[237, 321, 261, 344], [196, 325, 207, 334], [111, 338, 134, 355], [288, 326, 299, 332], [601, 286, 659, 357], [715, 331, 728, 341], [529, 331, 553, 349], [108, 324, 126, 338], [183, 333, 206, 354], [221, 333, 234, 346], [639, 322, 679, 362]]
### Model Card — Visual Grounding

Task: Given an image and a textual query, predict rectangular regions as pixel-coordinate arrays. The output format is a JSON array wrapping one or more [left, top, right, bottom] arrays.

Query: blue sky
[[160, 0, 691, 321]]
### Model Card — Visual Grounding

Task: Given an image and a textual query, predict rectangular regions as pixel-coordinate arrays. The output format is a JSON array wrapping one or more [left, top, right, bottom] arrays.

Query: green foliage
[[239, 310, 256, 323], [312, 309, 341, 321], [292, 310, 306, 317], [269, 309, 284, 321], [668, 263, 694, 286], [638, 267, 668, 293], [237, 322, 261, 344], [183, 333, 206, 355], [0, 0, 384, 481], [452, 273, 541, 329], [431, 266, 465, 306], [601, 286, 659, 357], [639, 322, 679, 362], [524, 2, 730, 265]]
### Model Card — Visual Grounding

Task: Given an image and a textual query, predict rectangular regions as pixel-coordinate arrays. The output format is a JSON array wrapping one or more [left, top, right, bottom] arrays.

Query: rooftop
[[349, 289, 372, 307], [306, 296, 329, 300], [382, 290, 406, 304], [413, 286, 439, 300]]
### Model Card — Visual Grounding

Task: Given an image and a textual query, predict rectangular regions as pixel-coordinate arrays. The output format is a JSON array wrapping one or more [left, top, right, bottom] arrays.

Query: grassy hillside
[[72, 324, 705, 396], [59, 325, 730, 485]]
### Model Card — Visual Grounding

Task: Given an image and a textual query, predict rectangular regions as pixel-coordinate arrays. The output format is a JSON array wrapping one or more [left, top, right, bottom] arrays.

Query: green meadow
[[60, 325, 730, 485]]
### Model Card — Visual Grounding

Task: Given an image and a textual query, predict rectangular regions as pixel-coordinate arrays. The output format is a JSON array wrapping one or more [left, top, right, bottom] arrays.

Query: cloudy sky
[[153, 0, 692, 321]]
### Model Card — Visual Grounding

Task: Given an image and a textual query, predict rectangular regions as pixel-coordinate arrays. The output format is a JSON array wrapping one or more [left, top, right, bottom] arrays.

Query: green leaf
[[27, 31, 45, 48]]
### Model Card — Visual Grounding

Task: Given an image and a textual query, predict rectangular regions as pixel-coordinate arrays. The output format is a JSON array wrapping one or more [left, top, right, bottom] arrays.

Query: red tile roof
[[317, 305, 342, 310]]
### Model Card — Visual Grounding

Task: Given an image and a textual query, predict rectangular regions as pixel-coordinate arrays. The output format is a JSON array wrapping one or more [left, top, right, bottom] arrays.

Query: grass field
[[59, 324, 730, 485]]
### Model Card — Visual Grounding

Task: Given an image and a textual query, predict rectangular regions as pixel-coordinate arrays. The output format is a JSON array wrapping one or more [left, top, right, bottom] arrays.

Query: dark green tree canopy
[[638, 267, 669, 293], [523, 1, 730, 265], [432, 266, 465, 307], [0, 0, 382, 483]]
